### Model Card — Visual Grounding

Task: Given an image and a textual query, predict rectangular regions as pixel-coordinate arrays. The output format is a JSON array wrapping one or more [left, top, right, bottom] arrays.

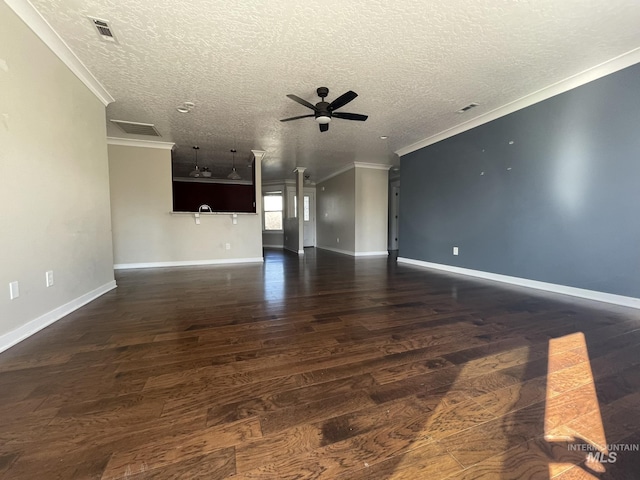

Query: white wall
[[262, 231, 284, 248], [317, 168, 356, 254], [317, 165, 389, 256], [108, 144, 263, 267], [355, 167, 389, 253], [0, 3, 115, 350]]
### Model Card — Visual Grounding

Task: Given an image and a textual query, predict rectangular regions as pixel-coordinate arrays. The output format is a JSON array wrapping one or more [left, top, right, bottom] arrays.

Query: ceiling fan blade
[[280, 114, 315, 122], [319, 123, 329, 132], [286, 94, 317, 111], [328, 90, 357, 111], [332, 112, 368, 121]]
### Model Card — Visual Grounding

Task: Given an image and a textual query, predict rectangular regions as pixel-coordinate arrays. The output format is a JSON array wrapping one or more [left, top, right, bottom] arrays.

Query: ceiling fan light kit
[[281, 87, 368, 132]]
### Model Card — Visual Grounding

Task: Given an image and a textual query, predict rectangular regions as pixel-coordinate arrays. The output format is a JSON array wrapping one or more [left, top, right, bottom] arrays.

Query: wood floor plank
[[0, 249, 639, 479], [123, 448, 236, 480], [101, 418, 259, 479]]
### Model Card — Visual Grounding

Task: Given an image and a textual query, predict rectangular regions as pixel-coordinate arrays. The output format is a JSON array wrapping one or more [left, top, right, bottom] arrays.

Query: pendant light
[[189, 146, 201, 177], [227, 149, 241, 180]]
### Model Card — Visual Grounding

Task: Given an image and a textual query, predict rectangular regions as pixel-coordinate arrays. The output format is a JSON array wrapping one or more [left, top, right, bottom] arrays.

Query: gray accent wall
[[399, 63, 640, 298]]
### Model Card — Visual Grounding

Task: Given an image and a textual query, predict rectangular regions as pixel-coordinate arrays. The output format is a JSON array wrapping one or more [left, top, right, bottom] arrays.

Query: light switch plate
[[9, 281, 19, 300]]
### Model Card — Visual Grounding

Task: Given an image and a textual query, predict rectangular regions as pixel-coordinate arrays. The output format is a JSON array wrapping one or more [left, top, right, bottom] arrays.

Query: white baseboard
[[283, 247, 305, 255], [0, 280, 117, 354], [355, 251, 389, 257], [317, 246, 356, 256], [263, 244, 284, 248], [114, 257, 264, 270], [397, 257, 640, 310], [317, 246, 389, 257]]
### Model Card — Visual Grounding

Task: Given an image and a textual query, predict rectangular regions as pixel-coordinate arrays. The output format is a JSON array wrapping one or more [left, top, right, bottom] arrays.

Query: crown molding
[[318, 162, 392, 184], [5, 0, 114, 106], [353, 162, 392, 170], [107, 137, 175, 150], [396, 47, 640, 157], [262, 179, 297, 187], [317, 163, 355, 184]]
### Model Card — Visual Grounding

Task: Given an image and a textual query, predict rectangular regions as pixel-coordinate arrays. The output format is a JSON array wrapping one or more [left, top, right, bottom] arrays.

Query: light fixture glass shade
[[190, 145, 200, 177], [228, 168, 241, 180], [316, 115, 331, 124], [228, 148, 241, 180]]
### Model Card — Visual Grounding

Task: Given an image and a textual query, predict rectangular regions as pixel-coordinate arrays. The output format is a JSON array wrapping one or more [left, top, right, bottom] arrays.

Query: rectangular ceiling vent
[[456, 103, 479, 114], [110, 120, 161, 137], [88, 16, 118, 44]]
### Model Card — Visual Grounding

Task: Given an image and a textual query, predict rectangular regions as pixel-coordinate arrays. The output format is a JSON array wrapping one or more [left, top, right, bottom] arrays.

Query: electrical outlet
[[9, 281, 19, 300], [46, 270, 54, 287], [225, 243, 231, 250], [337, 237, 340, 243], [453, 246, 459, 256]]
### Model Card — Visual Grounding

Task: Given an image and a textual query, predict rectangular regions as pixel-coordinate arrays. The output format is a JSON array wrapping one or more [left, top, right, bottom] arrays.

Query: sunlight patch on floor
[[545, 332, 607, 478]]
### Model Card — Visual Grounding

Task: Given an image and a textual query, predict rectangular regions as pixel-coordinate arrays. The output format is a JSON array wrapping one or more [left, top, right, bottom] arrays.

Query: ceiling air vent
[[88, 17, 118, 43], [456, 103, 479, 114], [110, 120, 161, 137]]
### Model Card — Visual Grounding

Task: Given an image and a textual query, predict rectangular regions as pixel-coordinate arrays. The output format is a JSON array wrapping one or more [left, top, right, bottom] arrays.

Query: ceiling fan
[[281, 87, 368, 132]]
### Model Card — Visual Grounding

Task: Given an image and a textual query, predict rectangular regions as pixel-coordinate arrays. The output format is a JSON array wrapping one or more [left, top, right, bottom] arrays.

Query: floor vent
[[110, 120, 161, 137]]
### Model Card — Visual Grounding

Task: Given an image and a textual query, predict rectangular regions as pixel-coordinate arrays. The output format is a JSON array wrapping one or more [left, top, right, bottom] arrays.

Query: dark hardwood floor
[[1, 248, 639, 479]]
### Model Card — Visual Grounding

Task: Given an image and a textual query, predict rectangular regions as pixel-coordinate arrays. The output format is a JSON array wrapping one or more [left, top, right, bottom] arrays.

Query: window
[[304, 195, 310, 222], [263, 192, 283, 230], [293, 195, 310, 220]]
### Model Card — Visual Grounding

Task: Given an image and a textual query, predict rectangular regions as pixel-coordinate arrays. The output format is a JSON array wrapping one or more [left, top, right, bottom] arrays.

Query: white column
[[294, 166, 306, 255], [251, 150, 265, 216]]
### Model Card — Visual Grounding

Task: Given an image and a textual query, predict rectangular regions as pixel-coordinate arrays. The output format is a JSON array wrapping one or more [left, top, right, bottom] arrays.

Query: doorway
[[389, 184, 400, 251], [303, 190, 316, 247]]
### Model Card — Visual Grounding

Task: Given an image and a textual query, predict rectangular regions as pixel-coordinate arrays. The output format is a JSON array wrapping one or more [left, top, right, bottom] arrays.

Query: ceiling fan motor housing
[[315, 101, 331, 122]]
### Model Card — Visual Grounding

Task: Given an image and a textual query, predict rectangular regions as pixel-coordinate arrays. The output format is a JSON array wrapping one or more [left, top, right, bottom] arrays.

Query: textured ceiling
[[28, 0, 640, 181]]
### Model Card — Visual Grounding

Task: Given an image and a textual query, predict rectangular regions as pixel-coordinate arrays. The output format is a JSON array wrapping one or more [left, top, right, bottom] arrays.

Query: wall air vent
[[110, 120, 161, 137], [88, 17, 118, 43], [456, 103, 479, 114]]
